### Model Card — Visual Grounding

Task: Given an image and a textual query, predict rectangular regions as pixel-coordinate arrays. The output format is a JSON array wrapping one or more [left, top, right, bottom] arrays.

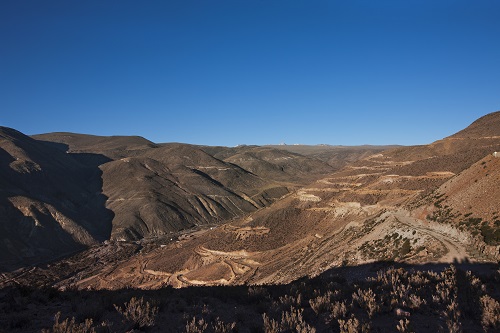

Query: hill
[[2, 111, 500, 288], [266, 144, 400, 170], [0, 130, 338, 269], [31, 111, 500, 290], [0, 127, 112, 268]]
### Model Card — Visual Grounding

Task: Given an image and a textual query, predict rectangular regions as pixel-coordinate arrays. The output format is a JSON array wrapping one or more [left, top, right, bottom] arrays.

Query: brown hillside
[[448, 111, 500, 138], [43, 111, 500, 290], [0, 127, 112, 270], [3, 111, 500, 287]]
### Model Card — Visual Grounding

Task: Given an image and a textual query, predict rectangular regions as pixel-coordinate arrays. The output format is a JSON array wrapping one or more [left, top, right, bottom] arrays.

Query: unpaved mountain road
[[392, 211, 469, 263]]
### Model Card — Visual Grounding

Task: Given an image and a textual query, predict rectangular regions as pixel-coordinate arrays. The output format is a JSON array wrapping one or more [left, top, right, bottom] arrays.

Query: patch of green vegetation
[[480, 224, 500, 246], [400, 239, 411, 256]]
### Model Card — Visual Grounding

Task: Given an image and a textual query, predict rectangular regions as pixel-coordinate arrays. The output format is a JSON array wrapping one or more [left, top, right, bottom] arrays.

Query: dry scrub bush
[[248, 286, 270, 301], [262, 313, 280, 333], [309, 292, 333, 315], [408, 271, 430, 286], [338, 315, 370, 333], [457, 270, 483, 319], [396, 318, 414, 333], [185, 317, 208, 333], [374, 267, 406, 288], [279, 294, 303, 308], [352, 288, 379, 318], [480, 295, 500, 331], [441, 298, 462, 333], [212, 317, 237, 333], [114, 296, 158, 329], [371, 267, 414, 310], [434, 266, 458, 305], [408, 294, 426, 309], [331, 301, 348, 320], [42, 312, 95, 333], [433, 267, 463, 333], [390, 283, 411, 308], [263, 306, 316, 333], [434, 281, 451, 304]]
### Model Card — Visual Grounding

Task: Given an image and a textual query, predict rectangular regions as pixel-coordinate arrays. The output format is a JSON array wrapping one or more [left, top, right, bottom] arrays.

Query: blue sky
[[1, 1, 499, 146]]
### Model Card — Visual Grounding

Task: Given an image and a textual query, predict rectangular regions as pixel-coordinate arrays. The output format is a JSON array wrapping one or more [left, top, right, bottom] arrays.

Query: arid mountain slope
[[266, 144, 399, 169], [0, 127, 112, 268], [49, 111, 500, 290], [32, 133, 336, 241], [202, 145, 335, 182], [0, 130, 336, 269], [448, 111, 500, 138], [33, 132, 157, 155], [2, 111, 500, 287], [411, 153, 500, 257]]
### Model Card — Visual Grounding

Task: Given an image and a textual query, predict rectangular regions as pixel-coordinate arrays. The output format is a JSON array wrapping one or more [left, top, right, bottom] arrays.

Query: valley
[[1, 112, 500, 332]]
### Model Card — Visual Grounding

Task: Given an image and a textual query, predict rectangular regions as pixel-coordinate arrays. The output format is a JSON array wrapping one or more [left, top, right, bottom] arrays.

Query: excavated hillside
[[10, 111, 499, 290]]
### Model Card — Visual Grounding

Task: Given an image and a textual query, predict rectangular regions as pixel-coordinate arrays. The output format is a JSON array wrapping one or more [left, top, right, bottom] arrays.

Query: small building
[[494, 152, 499, 158]]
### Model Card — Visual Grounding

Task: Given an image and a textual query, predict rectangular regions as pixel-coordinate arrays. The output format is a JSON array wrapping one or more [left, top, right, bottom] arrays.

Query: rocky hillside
[[266, 144, 399, 170], [0, 128, 112, 268], [36, 111, 500, 290], [0, 130, 338, 269], [2, 111, 500, 287]]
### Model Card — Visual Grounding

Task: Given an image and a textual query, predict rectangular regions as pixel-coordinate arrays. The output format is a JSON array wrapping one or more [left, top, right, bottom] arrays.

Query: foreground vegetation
[[1, 263, 500, 332]]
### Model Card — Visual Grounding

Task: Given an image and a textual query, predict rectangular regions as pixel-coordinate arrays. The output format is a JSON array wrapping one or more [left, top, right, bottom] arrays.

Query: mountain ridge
[[1, 111, 499, 286]]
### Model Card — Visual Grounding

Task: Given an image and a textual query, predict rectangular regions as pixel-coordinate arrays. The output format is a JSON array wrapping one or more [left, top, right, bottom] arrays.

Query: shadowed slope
[[0, 127, 113, 270], [56, 111, 500, 289], [31, 134, 335, 242]]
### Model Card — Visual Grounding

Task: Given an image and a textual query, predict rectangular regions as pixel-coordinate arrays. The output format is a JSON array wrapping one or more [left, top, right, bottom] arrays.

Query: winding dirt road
[[392, 211, 469, 263]]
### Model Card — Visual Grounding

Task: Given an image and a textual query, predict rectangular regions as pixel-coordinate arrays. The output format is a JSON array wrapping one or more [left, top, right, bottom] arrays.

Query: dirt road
[[392, 211, 469, 263]]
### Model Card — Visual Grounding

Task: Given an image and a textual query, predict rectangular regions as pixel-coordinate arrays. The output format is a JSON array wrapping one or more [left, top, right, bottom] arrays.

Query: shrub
[[114, 296, 158, 329], [309, 292, 333, 315], [338, 315, 370, 333], [396, 318, 414, 333], [400, 239, 411, 256], [212, 317, 236, 333], [185, 317, 208, 333], [442, 298, 462, 333], [480, 295, 500, 331], [480, 224, 500, 245], [42, 312, 95, 333], [331, 301, 348, 320], [263, 306, 316, 333], [263, 313, 280, 333], [352, 288, 379, 318]]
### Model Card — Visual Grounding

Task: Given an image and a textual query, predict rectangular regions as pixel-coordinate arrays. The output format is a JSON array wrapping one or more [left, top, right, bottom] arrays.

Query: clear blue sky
[[1, 1, 499, 146]]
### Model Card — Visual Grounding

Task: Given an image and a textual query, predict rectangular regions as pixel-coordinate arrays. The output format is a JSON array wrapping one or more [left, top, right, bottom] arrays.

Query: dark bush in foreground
[[1, 263, 500, 332]]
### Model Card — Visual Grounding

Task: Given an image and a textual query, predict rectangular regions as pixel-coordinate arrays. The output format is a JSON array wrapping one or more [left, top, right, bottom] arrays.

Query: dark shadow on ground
[[0, 261, 499, 332], [0, 139, 114, 272]]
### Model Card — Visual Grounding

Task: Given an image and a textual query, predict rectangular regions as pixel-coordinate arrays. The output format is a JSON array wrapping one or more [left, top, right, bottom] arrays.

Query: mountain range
[[1, 111, 500, 289]]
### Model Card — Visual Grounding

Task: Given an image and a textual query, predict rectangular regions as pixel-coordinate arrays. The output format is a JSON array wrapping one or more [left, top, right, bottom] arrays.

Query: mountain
[[2, 111, 500, 289], [0, 130, 340, 269], [0, 127, 112, 268], [202, 145, 336, 182], [448, 111, 500, 138], [35, 111, 500, 290], [265, 144, 400, 170], [32, 134, 338, 241]]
